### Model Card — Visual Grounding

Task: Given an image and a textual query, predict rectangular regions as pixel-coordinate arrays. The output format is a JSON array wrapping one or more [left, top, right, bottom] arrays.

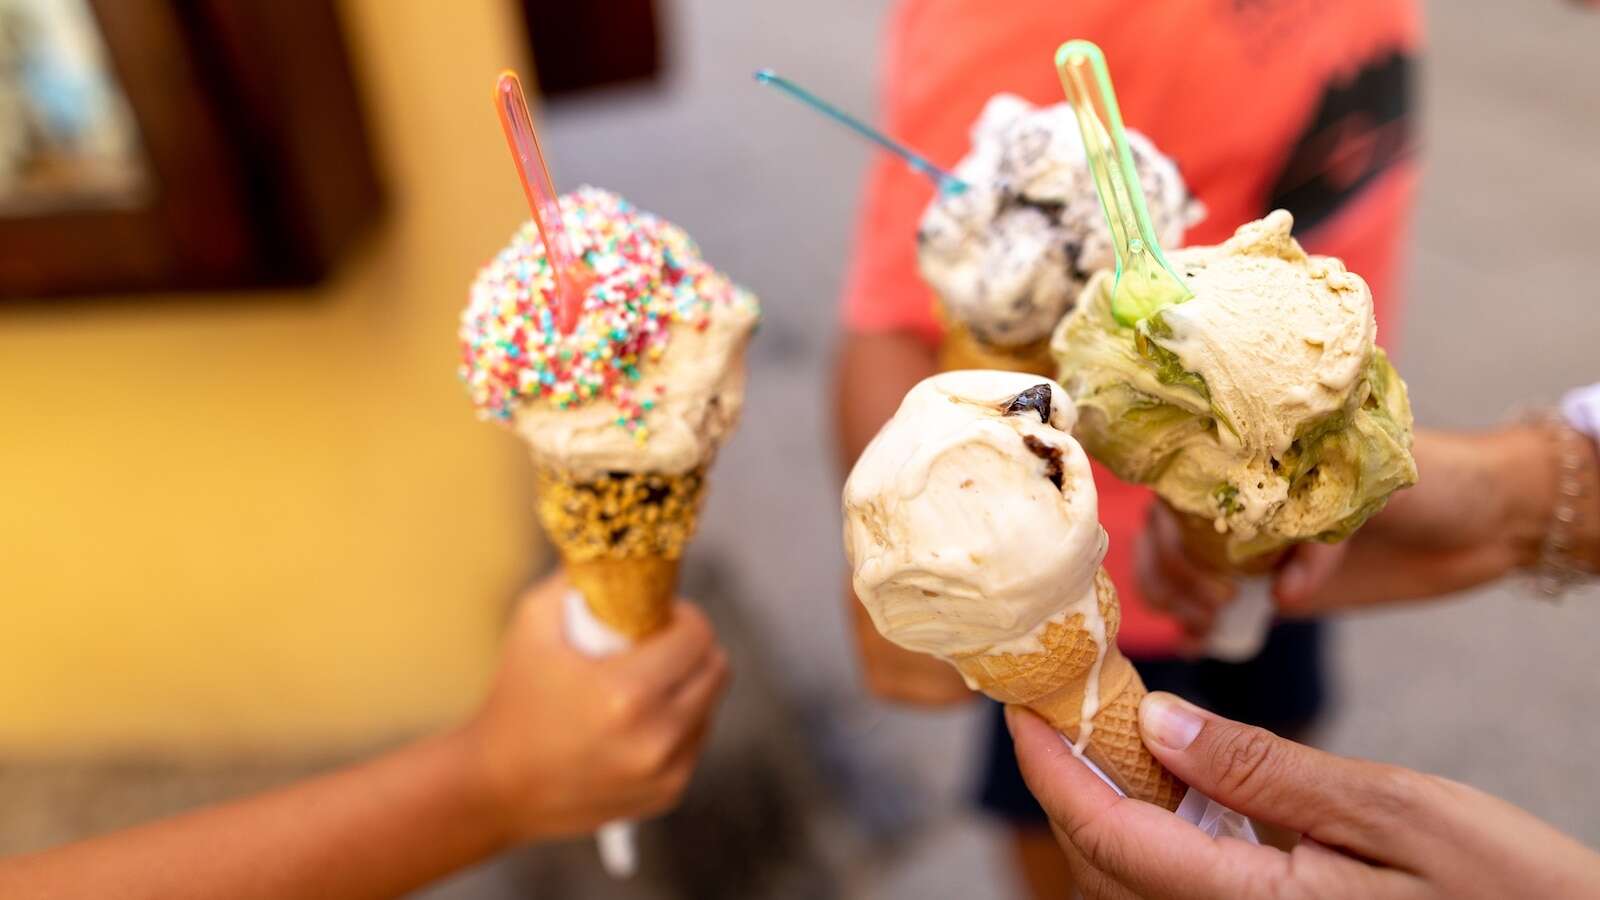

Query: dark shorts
[[976, 619, 1327, 826]]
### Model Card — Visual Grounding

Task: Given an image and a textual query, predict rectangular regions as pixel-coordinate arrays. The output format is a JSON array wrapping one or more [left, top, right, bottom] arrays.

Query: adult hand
[[1008, 693, 1600, 899], [847, 578, 975, 706], [1274, 426, 1578, 614], [464, 573, 730, 843], [1134, 501, 1242, 645], [1135, 425, 1586, 631]]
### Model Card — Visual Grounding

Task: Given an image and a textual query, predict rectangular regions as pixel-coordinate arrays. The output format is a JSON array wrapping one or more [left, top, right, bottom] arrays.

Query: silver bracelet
[[1525, 412, 1597, 601]]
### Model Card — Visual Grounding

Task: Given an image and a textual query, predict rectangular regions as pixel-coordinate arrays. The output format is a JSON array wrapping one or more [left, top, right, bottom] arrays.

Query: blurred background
[[1, 1, 1597, 898]]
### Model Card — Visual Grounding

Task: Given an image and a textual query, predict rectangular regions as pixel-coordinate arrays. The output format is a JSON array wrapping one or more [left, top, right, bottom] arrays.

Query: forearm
[[0, 729, 507, 900], [1474, 421, 1600, 573], [833, 330, 939, 474], [1300, 424, 1600, 610]]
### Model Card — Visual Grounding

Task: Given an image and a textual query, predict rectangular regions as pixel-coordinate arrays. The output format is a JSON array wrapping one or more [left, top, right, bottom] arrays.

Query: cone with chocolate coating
[[533, 465, 707, 639]]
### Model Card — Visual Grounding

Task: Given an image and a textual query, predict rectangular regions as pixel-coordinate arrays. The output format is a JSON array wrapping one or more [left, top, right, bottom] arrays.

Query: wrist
[[448, 721, 522, 852], [1568, 431, 1600, 572], [1491, 425, 1560, 569], [1497, 415, 1600, 587]]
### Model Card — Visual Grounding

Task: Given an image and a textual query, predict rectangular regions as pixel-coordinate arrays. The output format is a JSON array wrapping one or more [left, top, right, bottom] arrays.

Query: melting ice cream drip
[[1077, 589, 1106, 756]]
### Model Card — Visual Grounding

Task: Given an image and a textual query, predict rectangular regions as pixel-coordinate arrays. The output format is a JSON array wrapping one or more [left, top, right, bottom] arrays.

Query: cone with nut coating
[[533, 465, 707, 639], [952, 568, 1185, 810]]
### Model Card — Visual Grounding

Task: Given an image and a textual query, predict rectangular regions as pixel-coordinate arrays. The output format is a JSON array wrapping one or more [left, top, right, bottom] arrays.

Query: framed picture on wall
[[521, 0, 663, 99], [0, 0, 383, 298]]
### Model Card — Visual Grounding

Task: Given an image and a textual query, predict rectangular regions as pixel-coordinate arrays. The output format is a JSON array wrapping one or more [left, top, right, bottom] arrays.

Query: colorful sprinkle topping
[[459, 187, 753, 434]]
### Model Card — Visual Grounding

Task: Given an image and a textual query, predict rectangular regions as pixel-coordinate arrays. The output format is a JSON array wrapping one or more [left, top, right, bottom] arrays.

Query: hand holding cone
[[843, 372, 1184, 809]]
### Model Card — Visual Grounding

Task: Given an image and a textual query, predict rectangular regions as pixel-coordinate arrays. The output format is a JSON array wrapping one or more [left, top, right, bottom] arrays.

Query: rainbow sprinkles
[[459, 186, 756, 439]]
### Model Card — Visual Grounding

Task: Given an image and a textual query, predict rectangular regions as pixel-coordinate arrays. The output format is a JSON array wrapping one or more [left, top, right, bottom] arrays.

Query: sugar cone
[[1167, 503, 1286, 575], [934, 302, 1056, 376], [953, 569, 1185, 810], [533, 465, 707, 639]]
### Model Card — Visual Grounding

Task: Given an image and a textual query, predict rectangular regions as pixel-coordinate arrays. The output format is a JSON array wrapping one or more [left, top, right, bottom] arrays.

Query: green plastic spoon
[[1055, 40, 1191, 327]]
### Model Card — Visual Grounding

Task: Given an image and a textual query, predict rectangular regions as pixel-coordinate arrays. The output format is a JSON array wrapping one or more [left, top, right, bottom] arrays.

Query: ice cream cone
[[918, 95, 1200, 384], [953, 569, 1184, 810], [935, 301, 1056, 376], [1167, 503, 1286, 575], [938, 321, 1055, 375], [534, 465, 707, 639]]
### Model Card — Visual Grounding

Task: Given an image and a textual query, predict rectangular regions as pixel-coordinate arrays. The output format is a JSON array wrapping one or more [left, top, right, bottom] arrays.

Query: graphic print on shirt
[[1264, 49, 1416, 233]]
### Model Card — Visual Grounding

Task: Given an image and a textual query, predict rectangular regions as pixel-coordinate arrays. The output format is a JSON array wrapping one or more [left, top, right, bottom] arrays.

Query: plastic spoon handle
[[563, 590, 641, 878], [754, 69, 968, 195], [1055, 41, 1190, 325], [496, 70, 586, 334]]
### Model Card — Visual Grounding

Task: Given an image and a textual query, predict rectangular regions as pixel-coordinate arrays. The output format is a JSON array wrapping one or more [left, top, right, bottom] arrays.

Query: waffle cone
[[1167, 503, 1286, 575], [953, 569, 1184, 810], [533, 465, 707, 639], [934, 302, 1055, 376]]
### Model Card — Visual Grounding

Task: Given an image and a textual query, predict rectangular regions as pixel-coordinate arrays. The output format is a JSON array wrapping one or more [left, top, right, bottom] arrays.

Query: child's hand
[[463, 574, 730, 843]]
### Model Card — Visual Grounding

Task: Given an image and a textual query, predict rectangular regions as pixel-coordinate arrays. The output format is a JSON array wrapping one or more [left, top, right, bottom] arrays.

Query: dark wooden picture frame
[[522, 0, 663, 99], [0, 0, 383, 298]]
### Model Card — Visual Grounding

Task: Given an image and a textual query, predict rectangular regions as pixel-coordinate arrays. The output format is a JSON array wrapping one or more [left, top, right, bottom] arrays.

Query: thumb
[[1139, 692, 1422, 865]]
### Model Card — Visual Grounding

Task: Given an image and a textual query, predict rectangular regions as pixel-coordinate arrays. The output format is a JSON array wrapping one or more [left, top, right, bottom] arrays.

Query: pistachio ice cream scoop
[[1052, 210, 1416, 562]]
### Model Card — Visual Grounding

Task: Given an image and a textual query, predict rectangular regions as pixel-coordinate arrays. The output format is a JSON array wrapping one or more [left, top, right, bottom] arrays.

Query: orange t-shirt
[[842, 0, 1422, 656]]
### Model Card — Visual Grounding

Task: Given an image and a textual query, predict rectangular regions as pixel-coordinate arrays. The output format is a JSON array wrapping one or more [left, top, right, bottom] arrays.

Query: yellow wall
[[0, 0, 547, 755]]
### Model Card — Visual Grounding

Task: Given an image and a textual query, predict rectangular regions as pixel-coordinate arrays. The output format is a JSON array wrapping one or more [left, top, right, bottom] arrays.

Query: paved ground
[[6, 1, 1597, 897]]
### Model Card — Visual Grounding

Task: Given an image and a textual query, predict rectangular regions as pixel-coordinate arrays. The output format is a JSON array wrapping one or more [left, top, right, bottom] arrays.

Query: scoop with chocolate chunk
[[1022, 434, 1066, 489], [1000, 383, 1068, 488], [1003, 383, 1055, 423], [843, 370, 1102, 659]]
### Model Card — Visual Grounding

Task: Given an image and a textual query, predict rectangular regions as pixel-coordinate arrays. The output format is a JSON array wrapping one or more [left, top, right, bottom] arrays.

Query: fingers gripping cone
[[953, 569, 1184, 810], [538, 467, 707, 877], [537, 465, 708, 877]]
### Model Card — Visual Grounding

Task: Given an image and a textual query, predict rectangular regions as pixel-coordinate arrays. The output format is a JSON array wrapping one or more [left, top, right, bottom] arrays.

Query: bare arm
[[0, 575, 729, 899], [1284, 423, 1600, 611], [0, 734, 503, 900], [835, 331, 974, 705], [833, 330, 941, 472]]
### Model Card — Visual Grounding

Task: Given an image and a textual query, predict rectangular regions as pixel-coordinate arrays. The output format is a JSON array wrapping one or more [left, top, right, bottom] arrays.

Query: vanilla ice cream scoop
[[918, 94, 1202, 348], [1054, 211, 1416, 560], [842, 371, 1106, 659]]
